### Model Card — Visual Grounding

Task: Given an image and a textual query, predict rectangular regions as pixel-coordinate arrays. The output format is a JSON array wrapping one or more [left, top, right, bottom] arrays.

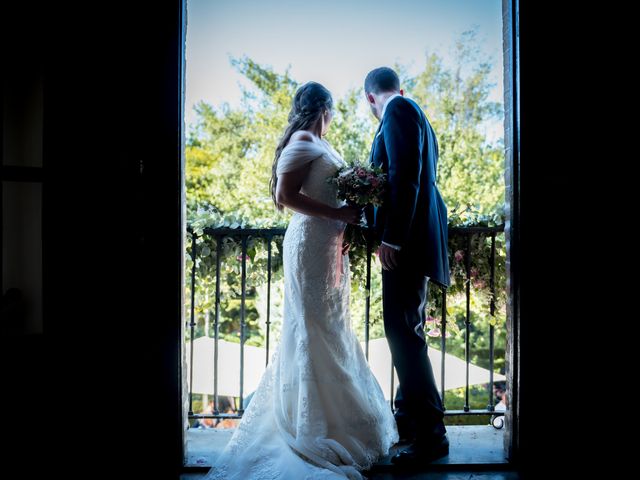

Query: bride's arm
[[276, 165, 360, 224]]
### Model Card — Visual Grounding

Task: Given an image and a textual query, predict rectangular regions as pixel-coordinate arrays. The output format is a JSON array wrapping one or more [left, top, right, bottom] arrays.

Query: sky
[[185, 0, 504, 137]]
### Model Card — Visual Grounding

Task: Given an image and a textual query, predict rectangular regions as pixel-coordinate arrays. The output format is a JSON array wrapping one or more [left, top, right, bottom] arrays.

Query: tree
[[187, 31, 504, 222], [407, 30, 505, 216], [185, 33, 506, 386]]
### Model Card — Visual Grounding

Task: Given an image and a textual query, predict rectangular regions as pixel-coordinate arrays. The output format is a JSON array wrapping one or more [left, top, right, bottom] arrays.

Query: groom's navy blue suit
[[368, 95, 450, 442]]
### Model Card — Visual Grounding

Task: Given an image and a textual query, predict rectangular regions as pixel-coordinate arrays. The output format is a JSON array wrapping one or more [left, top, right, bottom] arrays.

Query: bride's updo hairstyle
[[271, 81, 333, 210]]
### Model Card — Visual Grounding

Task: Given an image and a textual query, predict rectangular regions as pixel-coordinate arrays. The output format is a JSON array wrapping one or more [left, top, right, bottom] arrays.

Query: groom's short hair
[[364, 67, 400, 94]]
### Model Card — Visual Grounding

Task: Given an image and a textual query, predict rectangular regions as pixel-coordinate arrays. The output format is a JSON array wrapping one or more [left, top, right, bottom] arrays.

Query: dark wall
[[2, 1, 185, 478], [512, 1, 598, 476], [1, 2, 46, 476], [2, 0, 44, 335], [1, 0, 599, 478]]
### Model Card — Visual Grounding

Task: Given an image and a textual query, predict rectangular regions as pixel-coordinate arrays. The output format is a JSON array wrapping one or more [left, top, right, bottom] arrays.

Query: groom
[[364, 67, 451, 465]]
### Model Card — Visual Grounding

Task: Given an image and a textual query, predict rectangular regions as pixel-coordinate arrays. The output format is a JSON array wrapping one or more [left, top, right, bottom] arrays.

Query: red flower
[[427, 328, 441, 337], [425, 316, 439, 326], [473, 279, 487, 289]]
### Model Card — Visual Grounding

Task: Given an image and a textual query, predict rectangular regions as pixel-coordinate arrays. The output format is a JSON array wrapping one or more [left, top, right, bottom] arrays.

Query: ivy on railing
[[185, 205, 507, 371]]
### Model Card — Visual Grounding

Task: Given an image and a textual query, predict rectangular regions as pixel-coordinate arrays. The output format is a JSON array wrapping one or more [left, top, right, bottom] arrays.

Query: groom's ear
[[366, 92, 375, 104], [400, 89, 405, 96]]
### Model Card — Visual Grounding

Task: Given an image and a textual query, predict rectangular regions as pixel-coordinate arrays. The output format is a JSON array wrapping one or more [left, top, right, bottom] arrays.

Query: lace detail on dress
[[204, 141, 398, 480]]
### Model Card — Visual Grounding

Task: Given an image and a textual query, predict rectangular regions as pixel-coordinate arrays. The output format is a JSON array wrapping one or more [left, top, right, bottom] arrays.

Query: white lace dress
[[205, 139, 398, 480]]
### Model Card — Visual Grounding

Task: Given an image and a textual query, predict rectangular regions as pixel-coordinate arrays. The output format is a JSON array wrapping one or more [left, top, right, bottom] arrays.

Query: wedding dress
[[205, 139, 398, 480]]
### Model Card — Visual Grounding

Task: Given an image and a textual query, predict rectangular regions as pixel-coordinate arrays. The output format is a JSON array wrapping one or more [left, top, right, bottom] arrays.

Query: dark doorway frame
[[502, 0, 520, 463], [174, 0, 521, 472]]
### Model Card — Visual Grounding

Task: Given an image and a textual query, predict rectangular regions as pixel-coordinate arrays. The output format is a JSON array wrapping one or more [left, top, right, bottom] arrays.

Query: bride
[[205, 82, 398, 480]]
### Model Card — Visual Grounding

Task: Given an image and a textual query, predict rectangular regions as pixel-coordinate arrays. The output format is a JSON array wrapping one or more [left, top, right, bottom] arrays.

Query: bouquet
[[328, 163, 387, 209], [327, 163, 386, 282], [327, 163, 387, 234]]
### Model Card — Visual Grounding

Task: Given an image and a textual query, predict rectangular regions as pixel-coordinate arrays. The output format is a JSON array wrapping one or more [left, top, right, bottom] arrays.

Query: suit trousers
[[382, 259, 446, 442]]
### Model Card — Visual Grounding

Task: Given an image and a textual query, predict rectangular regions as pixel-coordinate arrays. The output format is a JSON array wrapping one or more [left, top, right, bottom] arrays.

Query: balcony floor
[[183, 425, 514, 479]]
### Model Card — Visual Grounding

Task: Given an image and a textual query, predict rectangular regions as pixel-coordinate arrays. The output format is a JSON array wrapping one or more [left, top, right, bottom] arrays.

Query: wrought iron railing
[[186, 225, 505, 425]]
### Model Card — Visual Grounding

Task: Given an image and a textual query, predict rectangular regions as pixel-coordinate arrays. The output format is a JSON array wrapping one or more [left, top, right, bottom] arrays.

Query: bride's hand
[[334, 205, 362, 225], [342, 242, 350, 255]]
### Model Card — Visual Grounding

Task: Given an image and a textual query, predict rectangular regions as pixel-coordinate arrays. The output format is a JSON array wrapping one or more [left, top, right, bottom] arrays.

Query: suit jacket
[[368, 96, 450, 288]]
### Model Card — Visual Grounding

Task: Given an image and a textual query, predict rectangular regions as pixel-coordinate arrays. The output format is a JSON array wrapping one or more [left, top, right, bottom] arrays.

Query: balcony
[[183, 224, 509, 475]]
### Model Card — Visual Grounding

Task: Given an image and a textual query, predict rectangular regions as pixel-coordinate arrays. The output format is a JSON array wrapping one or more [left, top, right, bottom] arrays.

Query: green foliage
[[443, 385, 500, 426], [425, 205, 507, 372], [408, 30, 505, 216], [185, 32, 506, 380], [186, 31, 504, 222], [325, 89, 376, 164], [185, 209, 286, 347]]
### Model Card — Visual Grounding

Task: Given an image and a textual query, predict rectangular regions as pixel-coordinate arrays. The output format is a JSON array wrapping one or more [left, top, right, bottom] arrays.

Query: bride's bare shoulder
[[289, 131, 316, 144]]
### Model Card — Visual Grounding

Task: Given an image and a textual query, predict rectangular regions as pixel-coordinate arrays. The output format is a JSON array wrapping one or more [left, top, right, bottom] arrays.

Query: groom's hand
[[376, 244, 399, 271]]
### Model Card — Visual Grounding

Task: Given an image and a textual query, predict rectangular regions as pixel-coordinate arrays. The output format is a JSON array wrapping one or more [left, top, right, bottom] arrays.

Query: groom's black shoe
[[390, 434, 449, 466]]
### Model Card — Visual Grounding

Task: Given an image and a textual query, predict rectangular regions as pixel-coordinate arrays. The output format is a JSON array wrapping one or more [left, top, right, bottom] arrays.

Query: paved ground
[[183, 425, 514, 478]]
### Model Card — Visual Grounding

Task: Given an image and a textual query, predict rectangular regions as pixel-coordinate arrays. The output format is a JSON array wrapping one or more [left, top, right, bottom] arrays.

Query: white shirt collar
[[381, 93, 403, 119]]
